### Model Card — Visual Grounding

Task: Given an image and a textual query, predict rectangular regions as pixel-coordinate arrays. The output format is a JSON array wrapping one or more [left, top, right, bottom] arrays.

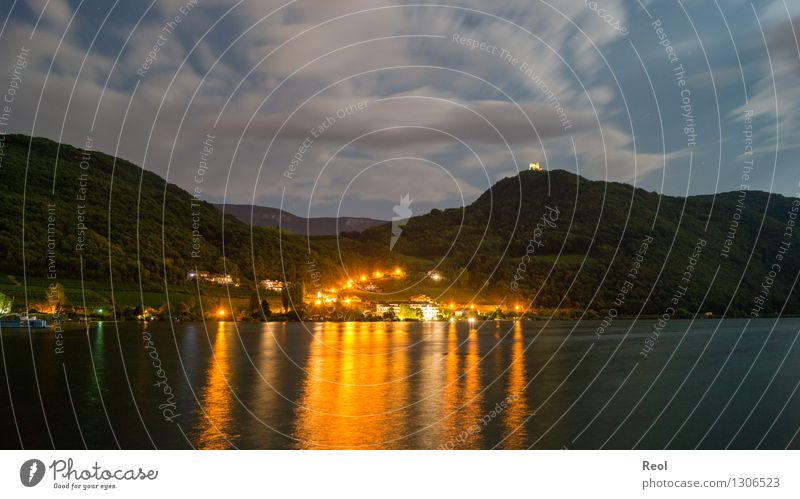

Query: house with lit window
[[186, 270, 234, 286], [259, 279, 285, 291]]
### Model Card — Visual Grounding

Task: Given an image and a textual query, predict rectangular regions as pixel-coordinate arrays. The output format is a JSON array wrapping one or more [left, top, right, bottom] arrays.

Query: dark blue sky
[[1, 0, 797, 218]]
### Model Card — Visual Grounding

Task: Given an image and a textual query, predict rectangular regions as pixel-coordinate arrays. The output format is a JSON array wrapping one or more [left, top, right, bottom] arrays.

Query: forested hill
[[348, 169, 800, 316], [1, 134, 798, 316], [0, 134, 328, 285]]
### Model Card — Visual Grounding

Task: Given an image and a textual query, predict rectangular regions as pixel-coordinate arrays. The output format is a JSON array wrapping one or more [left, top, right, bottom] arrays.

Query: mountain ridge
[[1, 134, 798, 316], [215, 203, 386, 236]]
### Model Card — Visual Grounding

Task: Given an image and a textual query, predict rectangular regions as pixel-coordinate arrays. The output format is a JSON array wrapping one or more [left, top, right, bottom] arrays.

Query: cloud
[[217, 96, 594, 148], [24, 0, 72, 29], [2, 0, 797, 216]]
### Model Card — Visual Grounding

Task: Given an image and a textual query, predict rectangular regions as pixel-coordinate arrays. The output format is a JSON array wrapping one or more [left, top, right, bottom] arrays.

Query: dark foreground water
[[1, 319, 798, 449]]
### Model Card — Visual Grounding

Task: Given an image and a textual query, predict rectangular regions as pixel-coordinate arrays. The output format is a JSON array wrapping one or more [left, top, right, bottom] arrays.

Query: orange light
[[217, 309, 226, 318], [394, 268, 402, 275], [315, 299, 322, 305], [329, 288, 337, 293], [360, 275, 367, 282], [374, 271, 383, 278]]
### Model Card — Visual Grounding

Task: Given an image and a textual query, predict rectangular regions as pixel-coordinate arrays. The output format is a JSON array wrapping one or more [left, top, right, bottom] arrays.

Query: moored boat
[[0, 315, 49, 329]]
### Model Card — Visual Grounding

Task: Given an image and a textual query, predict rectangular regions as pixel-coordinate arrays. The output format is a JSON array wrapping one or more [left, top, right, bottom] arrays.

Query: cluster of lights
[[306, 268, 410, 307], [353, 268, 404, 283]]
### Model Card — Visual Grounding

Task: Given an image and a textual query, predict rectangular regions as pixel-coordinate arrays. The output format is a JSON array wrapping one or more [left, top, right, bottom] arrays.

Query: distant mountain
[[216, 204, 386, 236]]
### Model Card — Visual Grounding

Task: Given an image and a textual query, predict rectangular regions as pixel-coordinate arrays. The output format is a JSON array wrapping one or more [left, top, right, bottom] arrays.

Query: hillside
[[216, 203, 385, 236], [0, 134, 339, 291], [1, 134, 798, 318], [346, 169, 800, 316]]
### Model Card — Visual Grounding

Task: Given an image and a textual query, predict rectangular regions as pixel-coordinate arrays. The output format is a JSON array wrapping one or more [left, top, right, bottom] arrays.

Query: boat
[[0, 314, 49, 329]]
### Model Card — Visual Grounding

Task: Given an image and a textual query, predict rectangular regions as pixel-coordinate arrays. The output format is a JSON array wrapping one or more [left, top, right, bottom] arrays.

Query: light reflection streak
[[195, 322, 236, 449], [293, 322, 411, 449]]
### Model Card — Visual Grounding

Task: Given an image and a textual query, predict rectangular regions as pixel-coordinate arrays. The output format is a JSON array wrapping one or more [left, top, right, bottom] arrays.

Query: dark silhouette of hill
[[348, 169, 800, 316], [0, 134, 336, 288], [2, 134, 798, 316], [216, 203, 385, 236]]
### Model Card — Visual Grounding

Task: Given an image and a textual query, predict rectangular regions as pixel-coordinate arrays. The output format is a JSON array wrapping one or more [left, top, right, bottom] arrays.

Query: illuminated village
[[171, 265, 529, 323]]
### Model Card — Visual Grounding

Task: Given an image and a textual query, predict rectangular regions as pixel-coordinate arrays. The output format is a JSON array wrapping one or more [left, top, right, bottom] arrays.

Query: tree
[[398, 304, 423, 320], [281, 286, 290, 312], [285, 281, 305, 319], [281, 281, 305, 316], [0, 292, 12, 315], [249, 293, 260, 314], [177, 298, 195, 317], [46, 283, 68, 313], [261, 299, 272, 318]]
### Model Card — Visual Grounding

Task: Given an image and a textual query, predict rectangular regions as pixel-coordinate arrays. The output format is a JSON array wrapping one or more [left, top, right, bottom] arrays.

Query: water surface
[[1, 319, 798, 449]]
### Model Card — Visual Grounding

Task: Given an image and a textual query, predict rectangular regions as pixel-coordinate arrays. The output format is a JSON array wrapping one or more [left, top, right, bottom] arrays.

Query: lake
[[1, 319, 798, 449]]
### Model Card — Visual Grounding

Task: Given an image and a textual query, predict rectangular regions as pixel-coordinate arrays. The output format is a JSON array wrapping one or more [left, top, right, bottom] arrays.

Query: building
[[187, 270, 234, 286], [312, 291, 338, 305], [186, 270, 210, 281], [375, 302, 400, 316], [341, 295, 362, 306], [426, 270, 444, 281], [411, 301, 440, 321], [359, 282, 382, 292], [208, 274, 234, 285], [259, 279, 285, 291], [375, 297, 440, 321], [529, 161, 543, 171]]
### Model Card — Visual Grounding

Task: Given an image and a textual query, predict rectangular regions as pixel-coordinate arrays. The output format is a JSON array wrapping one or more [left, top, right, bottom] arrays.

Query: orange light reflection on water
[[190, 321, 531, 449], [195, 322, 236, 449], [293, 322, 411, 449], [502, 321, 530, 448], [438, 321, 484, 449]]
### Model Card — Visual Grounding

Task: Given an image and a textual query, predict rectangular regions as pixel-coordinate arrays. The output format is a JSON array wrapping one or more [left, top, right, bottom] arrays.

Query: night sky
[[1, 0, 797, 219]]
